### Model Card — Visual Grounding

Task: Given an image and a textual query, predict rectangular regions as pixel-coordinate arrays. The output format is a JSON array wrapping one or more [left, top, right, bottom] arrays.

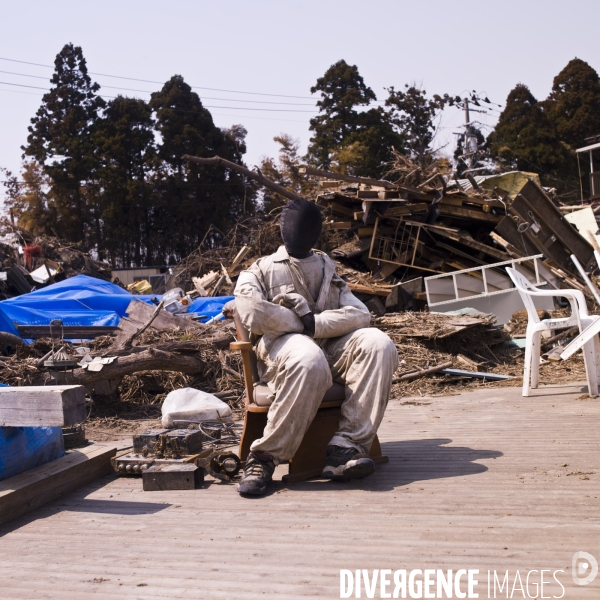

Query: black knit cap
[[280, 198, 323, 258]]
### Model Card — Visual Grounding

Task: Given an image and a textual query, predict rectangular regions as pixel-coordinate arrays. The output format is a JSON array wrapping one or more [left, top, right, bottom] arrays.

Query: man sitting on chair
[[234, 198, 398, 495]]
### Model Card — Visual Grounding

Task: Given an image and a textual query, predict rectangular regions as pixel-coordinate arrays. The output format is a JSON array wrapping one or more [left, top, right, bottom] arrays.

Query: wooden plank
[[0, 385, 87, 427], [0, 444, 116, 528], [357, 190, 380, 199], [328, 221, 352, 230], [299, 166, 397, 189], [426, 225, 509, 261], [357, 227, 374, 237], [347, 282, 392, 296], [437, 203, 502, 223], [0, 384, 598, 599], [326, 201, 355, 217], [16, 325, 118, 339], [518, 180, 594, 267]]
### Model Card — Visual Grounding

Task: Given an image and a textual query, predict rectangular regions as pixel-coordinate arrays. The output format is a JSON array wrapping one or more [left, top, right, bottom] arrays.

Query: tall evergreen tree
[[150, 76, 254, 263], [94, 96, 157, 266], [22, 43, 105, 244], [544, 58, 600, 150], [487, 84, 570, 182], [307, 60, 401, 177]]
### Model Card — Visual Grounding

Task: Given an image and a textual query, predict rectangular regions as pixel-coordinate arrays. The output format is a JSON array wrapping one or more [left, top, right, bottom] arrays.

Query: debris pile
[[302, 163, 597, 312], [1, 155, 597, 429], [0, 225, 112, 299]]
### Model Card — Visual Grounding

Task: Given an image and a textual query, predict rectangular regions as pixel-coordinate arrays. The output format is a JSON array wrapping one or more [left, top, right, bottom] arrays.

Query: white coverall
[[234, 245, 398, 462]]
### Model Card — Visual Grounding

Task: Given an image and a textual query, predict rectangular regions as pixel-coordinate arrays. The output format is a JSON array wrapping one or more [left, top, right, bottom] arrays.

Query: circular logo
[[572, 552, 598, 586]]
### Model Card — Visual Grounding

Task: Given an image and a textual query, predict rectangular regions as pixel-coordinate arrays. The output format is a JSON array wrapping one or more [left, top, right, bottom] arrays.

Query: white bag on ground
[[161, 387, 232, 428]]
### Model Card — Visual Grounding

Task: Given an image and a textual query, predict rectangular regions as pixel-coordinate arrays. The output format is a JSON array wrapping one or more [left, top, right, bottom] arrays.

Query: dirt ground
[[84, 350, 588, 444]]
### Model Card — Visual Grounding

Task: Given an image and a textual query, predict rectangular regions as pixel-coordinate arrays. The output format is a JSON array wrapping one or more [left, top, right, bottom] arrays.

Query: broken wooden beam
[[299, 166, 397, 189], [0, 444, 116, 528], [0, 385, 87, 427], [182, 154, 304, 203], [347, 283, 392, 297]]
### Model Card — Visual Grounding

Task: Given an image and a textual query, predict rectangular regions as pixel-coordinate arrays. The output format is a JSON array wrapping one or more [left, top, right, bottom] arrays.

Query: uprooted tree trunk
[[42, 299, 235, 390], [47, 333, 233, 389]]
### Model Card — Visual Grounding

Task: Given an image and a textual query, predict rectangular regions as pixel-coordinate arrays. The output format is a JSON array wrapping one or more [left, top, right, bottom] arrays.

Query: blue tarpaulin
[[0, 275, 234, 337], [0, 275, 156, 336], [188, 296, 234, 321], [0, 425, 65, 482]]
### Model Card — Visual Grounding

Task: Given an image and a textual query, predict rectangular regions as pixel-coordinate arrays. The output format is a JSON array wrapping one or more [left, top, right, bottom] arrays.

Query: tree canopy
[[15, 45, 257, 267]]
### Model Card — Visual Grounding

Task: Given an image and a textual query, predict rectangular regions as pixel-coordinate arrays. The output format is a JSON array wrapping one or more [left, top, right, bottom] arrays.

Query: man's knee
[[354, 328, 398, 364], [280, 337, 330, 378]]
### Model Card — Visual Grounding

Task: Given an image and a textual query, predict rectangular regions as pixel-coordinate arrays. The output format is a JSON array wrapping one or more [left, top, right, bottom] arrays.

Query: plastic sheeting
[[0, 383, 65, 482], [0, 425, 65, 481], [0, 274, 157, 337], [0, 274, 235, 338], [188, 296, 234, 321]]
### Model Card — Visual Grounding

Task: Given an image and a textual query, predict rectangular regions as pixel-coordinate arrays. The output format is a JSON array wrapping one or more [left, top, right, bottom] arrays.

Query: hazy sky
[[1, 0, 599, 200]]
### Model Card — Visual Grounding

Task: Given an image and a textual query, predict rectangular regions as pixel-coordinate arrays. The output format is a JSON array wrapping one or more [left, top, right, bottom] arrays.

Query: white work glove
[[272, 292, 311, 317]]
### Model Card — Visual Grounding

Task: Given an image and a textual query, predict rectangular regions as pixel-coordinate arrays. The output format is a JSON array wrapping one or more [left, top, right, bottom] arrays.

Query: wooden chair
[[226, 303, 388, 483]]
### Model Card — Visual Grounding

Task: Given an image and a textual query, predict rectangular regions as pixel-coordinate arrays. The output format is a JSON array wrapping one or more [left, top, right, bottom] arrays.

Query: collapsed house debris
[[0, 226, 112, 299], [0, 153, 597, 436]]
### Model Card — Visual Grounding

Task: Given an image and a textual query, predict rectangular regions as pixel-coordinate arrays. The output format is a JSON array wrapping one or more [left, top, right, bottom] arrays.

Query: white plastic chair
[[506, 267, 600, 397]]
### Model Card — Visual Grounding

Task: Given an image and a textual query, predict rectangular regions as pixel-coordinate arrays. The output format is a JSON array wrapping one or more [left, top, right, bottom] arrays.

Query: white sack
[[161, 387, 232, 428]]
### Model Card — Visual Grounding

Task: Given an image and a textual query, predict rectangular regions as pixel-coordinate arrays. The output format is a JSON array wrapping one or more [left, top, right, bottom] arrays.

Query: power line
[[0, 56, 316, 100], [0, 80, 318, 112], [0, 69, 317, 106], [0, 88, 311, 123]]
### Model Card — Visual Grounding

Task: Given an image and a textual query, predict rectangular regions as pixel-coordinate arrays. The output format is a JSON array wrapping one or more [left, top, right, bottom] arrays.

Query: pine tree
[[22, 43, 105, 244], [487, 84, 570, 183], [94, 96, 157, 266], [307, 60, 401, 177], [150, 76, 254, 263], [544, 58, 600, 150]]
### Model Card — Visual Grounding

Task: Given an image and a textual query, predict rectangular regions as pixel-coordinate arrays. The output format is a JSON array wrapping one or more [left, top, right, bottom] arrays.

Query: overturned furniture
[[226, 304, 387, 484], [424, 255, 557, 325], [506, 267, 600, 397]]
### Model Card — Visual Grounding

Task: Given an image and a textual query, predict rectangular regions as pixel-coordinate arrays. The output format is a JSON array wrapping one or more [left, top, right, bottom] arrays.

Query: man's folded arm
[[313, 277, 371, 339], [234, 271, 304, 338]]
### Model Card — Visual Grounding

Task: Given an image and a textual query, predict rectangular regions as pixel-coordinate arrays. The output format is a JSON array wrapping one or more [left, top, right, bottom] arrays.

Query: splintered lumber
[[348, 283, 392, 297], [114, 298, 204, 346], [331, 239, 371, 259], [229, 246, 251, 275], [192, 270, 220, 295], [0, 444, 116, 528], [0, 385, 87, 427]]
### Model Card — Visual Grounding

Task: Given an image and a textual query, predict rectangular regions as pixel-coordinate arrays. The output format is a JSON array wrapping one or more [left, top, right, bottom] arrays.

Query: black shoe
[[322, 445, 375, 481], [237, 452, 276, 495]]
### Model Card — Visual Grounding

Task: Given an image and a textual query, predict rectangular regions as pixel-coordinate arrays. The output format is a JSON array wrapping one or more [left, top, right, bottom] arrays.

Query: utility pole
[[462, 97, 478, 170]]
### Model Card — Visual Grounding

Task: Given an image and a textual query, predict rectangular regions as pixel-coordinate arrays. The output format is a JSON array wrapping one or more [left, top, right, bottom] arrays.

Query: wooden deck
[[0, 382, 598, 599]]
